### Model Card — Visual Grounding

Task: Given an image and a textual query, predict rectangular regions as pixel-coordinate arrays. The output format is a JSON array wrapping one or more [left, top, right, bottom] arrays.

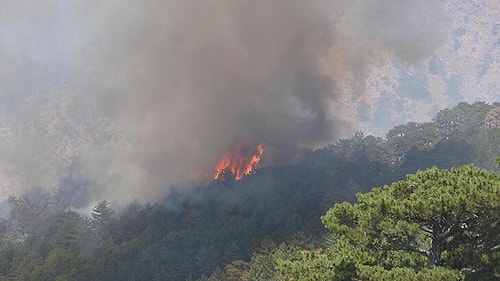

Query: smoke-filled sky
[[0, 0, 452, 205]]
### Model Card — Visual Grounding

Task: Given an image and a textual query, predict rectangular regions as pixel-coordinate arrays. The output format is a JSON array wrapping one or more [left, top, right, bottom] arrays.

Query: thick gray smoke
[[0, 0, 448, 205]]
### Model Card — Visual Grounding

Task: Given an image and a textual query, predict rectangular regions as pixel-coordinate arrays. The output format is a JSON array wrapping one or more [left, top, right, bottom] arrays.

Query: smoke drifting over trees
[[0, 0, 449, 205]]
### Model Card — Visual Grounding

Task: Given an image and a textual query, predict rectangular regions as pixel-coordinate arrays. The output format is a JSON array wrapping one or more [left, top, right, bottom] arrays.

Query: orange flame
[[214, 143, 264, 181]]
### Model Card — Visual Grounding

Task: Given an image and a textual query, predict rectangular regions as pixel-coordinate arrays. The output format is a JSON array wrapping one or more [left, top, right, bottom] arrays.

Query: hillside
[[0, 102, 497, 280], [341, 0, 500, 135]]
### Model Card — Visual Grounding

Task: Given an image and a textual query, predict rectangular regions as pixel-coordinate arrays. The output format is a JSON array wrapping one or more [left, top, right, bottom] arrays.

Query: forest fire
[[214, 143, 264, 181]]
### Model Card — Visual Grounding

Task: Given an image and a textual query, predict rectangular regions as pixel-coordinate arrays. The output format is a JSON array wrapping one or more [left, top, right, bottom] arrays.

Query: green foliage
[[278, 251, 335, 281], [318, 165, 500, 280], [384, 102, 498, 172], [90, 200, 115, 229], [433, 102, 493, 139], [357, 265, 464, 281], [203, 241, 303, 281], [0, 102, 497, 280], [274, 165, 499, 281], [471, 128, 500, 171]]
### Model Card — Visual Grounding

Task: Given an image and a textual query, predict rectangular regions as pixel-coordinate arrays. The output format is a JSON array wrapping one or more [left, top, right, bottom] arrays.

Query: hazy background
[[0, 0, 497, 207]]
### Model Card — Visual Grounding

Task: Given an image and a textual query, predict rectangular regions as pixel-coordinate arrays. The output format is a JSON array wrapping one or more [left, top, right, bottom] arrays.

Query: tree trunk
[[429, 235, 443, 266]]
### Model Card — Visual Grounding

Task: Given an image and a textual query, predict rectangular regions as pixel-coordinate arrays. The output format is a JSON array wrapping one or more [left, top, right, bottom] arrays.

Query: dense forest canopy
[[296, 165, 499, 280], [0, 101, 498, 280]]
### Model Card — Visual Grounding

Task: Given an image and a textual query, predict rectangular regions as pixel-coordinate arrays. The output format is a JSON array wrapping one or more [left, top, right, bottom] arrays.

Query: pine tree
[[90, 200, 114, 229]]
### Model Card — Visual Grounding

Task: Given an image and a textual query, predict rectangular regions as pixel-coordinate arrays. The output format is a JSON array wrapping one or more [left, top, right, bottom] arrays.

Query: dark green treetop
[[279, 164, 499, 281]]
